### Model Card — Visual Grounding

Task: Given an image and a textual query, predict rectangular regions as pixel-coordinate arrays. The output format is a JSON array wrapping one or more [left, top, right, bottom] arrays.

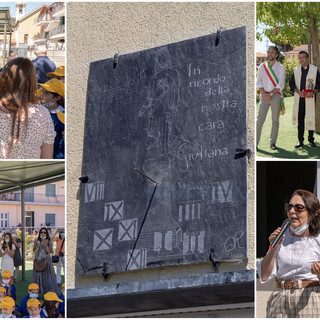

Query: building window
[[25, 211, 34, 234], [19, 6, 23, 14], [45, 213, 55, 226], [46, 184, 56, 197], [60, 16, 65, 25], [0, 213, 9, 228], [24, 34, 28, 43], [25, 188, 34, 202]]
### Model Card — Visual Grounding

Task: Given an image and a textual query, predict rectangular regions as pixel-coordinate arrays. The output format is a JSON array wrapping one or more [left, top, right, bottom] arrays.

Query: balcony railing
[[32, 33, 50, 41], [34, 17, 50, 25], [34, 10, 53, 25], [50, 24, 65, 37], [0, 193, 65, 204], [0, 226, 65, 233]]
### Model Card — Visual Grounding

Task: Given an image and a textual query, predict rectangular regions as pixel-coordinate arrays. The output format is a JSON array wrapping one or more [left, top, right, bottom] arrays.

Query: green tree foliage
[[257, 2, 320, 67], [282, 58, 300, 97]]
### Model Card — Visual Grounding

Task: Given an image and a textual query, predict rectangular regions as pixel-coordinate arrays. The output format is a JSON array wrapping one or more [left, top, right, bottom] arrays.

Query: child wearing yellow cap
[[0, 296, 15, 318], [25, 299, 44, 318], [39, 78, 65, 159], [46, 66, 65, 83], [0, 272, 15, 302], [0, 287, 6, 303], [40, 292, 62, 318], [58, 284, 65, 316], [0, 288, 20, 318], [19, 283, 39, 317]]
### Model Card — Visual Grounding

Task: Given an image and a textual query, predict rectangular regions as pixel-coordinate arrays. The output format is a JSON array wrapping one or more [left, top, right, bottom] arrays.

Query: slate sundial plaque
[[77, 26, 248, 276]]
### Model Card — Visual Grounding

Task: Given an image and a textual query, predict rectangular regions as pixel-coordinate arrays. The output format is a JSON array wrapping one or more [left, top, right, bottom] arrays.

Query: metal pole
[[21, 188, 26, 281], [3, 12, 7, 66], [9, 32, 11, 54]]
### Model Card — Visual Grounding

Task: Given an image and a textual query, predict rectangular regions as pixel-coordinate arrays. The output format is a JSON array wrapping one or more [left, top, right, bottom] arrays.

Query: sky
[[256, 24, 275, 54], [0, 2, 47, 18], [256, 35, 275, 54]]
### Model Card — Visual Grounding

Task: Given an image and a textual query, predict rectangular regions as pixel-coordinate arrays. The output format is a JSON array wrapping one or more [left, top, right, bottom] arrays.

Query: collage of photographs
[[0, 1, 319, 319]]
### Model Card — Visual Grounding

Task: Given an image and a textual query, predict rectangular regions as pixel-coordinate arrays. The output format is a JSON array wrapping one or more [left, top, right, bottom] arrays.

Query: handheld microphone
[[269, 219, 291, 250]]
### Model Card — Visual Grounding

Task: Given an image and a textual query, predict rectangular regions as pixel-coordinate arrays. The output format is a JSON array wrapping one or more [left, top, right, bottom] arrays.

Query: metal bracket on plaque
[[234, 148, 252, 162], [79, 175, 89, 183], [209, 248, 220, 272]]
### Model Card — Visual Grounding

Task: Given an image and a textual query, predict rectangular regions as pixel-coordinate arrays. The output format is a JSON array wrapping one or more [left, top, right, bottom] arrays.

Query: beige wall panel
[[67, 2, 255, 290]]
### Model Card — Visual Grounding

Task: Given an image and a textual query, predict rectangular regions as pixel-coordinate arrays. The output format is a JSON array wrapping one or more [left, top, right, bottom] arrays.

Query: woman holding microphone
[[258, 189, 320, 317]]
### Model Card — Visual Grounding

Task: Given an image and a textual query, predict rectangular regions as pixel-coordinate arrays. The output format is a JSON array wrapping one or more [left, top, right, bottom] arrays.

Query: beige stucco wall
[[0, 181, 65, 228], [35, 181, 66, 200], [0, 203, 65, 227], [16, 8, 42, 46], [67, 2, 255, 290]]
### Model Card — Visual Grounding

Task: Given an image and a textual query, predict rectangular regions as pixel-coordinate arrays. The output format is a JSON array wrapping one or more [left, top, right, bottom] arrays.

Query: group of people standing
[[256, 46, 320, 150], [0, 228, 65, 292], [0, 228, 65, 317], [0, 47, 65, 159]]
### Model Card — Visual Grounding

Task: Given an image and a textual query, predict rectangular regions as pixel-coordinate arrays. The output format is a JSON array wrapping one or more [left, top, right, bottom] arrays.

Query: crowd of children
[[0, 228, 65, 318], [0, 274, 65, 318]]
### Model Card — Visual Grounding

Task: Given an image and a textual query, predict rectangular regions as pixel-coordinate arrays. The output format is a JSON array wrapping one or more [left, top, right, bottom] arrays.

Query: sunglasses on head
[[285, 203, 306, 213]]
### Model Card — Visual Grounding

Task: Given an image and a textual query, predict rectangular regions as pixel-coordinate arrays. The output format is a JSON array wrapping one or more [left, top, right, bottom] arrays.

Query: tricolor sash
[[263, 61, 285, 115]]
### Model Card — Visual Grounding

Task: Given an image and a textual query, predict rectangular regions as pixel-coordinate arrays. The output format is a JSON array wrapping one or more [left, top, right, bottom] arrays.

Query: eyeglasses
[[40, 232, 47, 234], [285, 203, 306, 213]]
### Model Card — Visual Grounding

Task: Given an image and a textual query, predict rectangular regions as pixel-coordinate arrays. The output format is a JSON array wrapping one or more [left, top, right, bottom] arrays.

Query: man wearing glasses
[[289, 51, 320, 148]]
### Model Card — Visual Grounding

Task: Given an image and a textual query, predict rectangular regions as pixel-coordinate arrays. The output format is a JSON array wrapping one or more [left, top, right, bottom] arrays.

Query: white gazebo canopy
[[0, 161, 65, 280]]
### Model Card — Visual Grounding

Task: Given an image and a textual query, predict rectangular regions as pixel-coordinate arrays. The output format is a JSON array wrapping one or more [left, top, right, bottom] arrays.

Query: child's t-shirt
[[3, 284, 16, 301], [19, 294, 30, 316], [46, 105, 65, 159], [40, 308, 58, 318], [58, 294, 65, 315]]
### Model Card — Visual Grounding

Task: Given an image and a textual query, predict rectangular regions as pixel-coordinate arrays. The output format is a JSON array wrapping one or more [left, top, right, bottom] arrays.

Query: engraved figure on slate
[[135, 49, 207, 264], [136, 48, 185, 262], [138, 47, 180, 160]]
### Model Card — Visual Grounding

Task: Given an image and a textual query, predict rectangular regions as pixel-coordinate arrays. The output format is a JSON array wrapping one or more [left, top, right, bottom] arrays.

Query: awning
[[0, 7, 14, 66], [0, 161, 65, 194], [0, 161, 65, 281], [0, 8, 14, 33]]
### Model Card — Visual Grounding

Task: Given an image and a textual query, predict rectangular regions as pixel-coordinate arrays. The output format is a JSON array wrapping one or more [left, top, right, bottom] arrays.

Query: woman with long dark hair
[[259, 189, 320, 317], [32, 228, 59, 294], [41, 292, 62, 318], [0, 57, 56, 159], [0, 233, 15, 276]]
